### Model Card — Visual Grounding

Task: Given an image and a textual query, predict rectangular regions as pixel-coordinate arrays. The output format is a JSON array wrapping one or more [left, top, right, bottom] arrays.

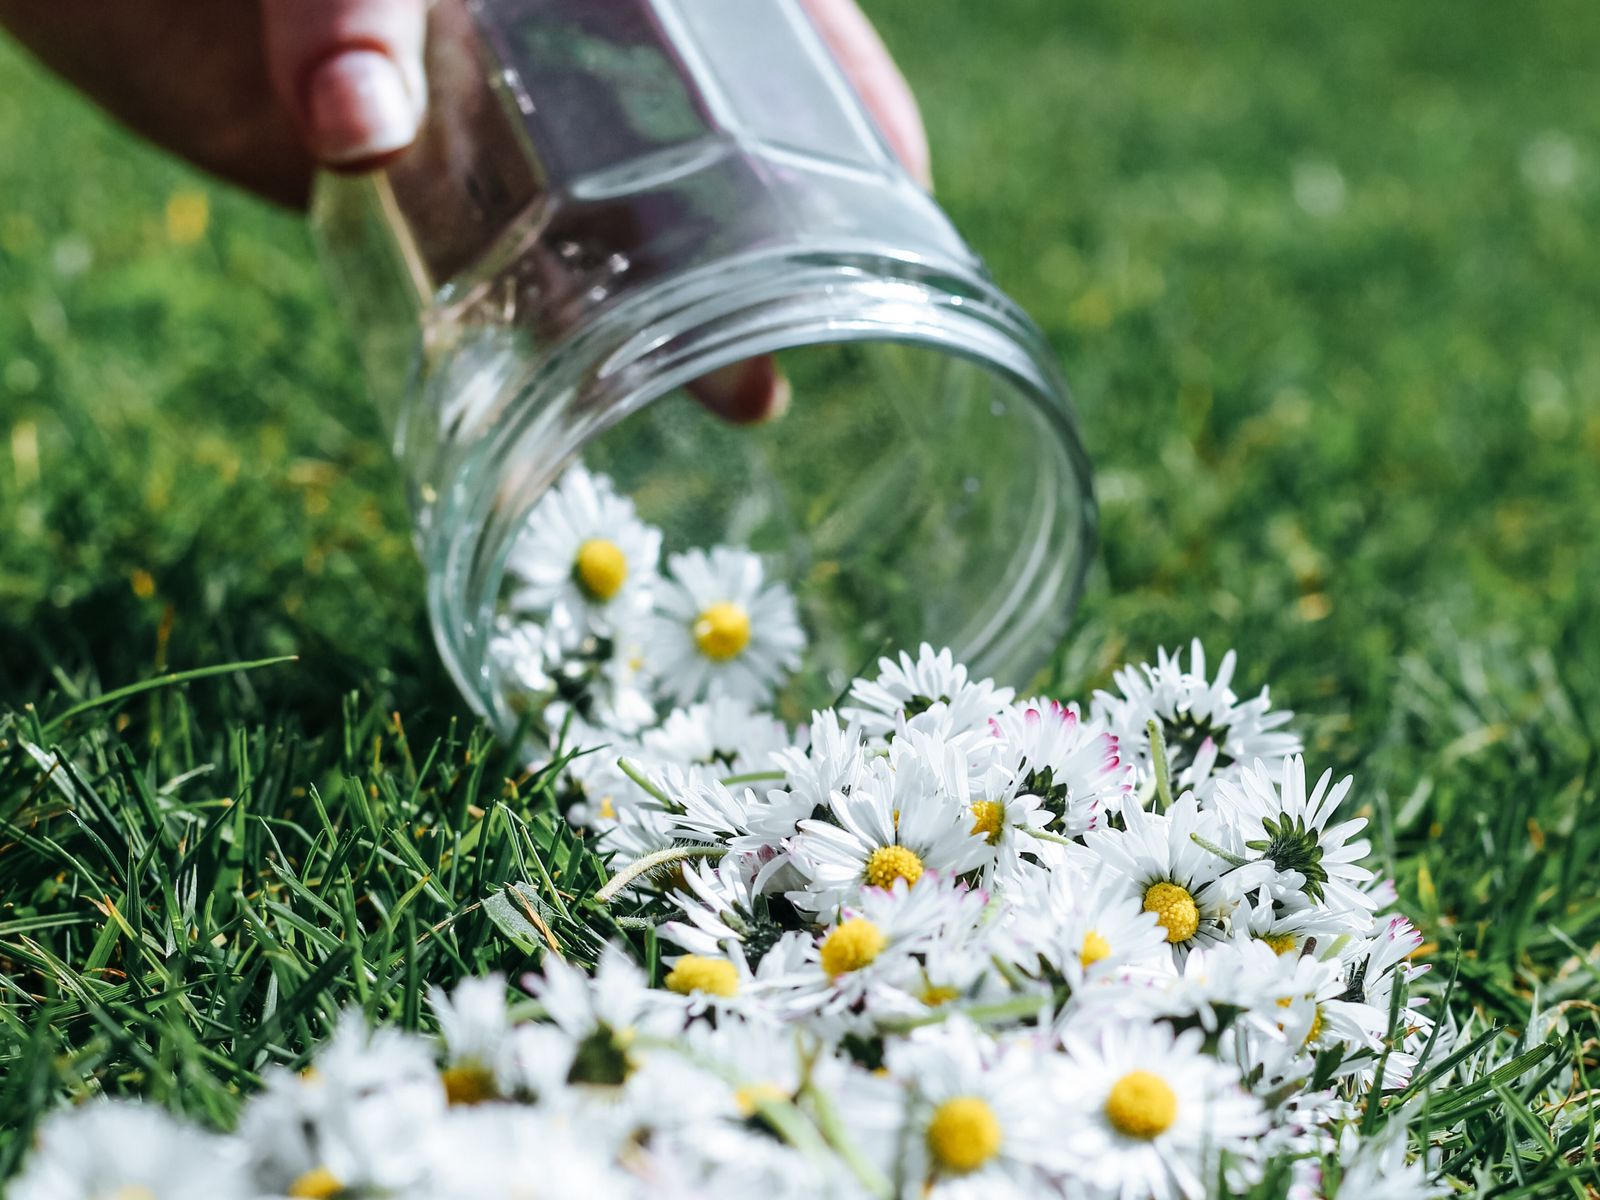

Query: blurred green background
[[2, 0, 1599, 1178]]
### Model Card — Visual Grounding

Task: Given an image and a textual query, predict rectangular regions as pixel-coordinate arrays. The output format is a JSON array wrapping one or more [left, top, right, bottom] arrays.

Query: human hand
[[0, 0, 930, 422]]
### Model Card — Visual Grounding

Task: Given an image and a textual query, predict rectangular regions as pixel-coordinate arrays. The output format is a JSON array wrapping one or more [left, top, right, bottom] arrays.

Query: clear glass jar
[[313, 0, 1095, 729]]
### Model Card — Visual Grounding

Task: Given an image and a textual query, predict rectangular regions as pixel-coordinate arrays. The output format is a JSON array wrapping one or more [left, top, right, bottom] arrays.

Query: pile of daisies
[[12, 469, 1449, 1199]]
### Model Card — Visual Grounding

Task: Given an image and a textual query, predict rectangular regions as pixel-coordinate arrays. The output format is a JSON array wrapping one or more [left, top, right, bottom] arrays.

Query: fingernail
[[689, 358, 791, 425], [305, 49, 421, 166]]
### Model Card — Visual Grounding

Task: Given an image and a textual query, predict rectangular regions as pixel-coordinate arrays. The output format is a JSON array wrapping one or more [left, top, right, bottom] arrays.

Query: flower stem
[[807, 1082, 894, 1198], [1189, 831, 1250, 869], [719, 770, 786, 786], [1025, 826, 1076, 847], [1147, 718, 1175, 813], [595, 844, 725, 903], [616, 757, 674, 807], [876, 991, 1055, 1034]]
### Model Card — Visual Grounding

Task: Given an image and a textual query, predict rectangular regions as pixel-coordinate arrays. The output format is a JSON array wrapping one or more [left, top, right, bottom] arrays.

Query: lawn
[[1, 0, 1598, 1192]]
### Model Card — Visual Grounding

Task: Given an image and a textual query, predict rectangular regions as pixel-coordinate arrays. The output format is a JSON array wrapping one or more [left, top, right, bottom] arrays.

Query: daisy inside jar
[[490, 466, 807, 733]]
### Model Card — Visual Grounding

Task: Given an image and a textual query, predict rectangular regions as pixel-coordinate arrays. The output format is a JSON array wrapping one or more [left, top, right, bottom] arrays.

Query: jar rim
[[422, 245, 1097, 732]]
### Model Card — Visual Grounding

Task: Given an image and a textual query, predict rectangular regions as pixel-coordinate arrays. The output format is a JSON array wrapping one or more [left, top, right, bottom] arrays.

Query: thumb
[[261, 0, 428, 169]]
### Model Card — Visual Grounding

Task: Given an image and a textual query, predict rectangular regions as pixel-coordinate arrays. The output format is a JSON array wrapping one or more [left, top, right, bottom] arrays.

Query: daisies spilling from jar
[[16, 643, 1448, 1200]]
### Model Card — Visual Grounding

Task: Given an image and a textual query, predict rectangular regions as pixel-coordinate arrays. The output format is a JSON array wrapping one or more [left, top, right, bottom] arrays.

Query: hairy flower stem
[[1025, 827, 1076, 847], [1148, 718, 1175, 813], [1190, 831, 1251, 869], [595, 844, 725, 902]]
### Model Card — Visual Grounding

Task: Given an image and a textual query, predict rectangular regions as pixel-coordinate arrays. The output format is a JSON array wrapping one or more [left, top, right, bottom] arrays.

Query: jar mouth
[[421, 246, 1097, 732]]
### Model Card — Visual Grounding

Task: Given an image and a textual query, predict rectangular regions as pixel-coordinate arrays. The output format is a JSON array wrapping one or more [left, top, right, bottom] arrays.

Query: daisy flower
[[1082, 792, 1273, 959], [1060, 1021, 1265, 1200], [239, 1014, 445, 1198], [661, 855, 803, 967], [1327, 1120, 1449, 1200], [844, 643, 1014, 739], [522, 943, 676, 1087], [647, 546, 805, 705], [1213, 756, 1376, 914], [412, 1105, 638, 1200], [1091, 640, 1301, 796], [427, 975, 515, 1105], [7, 1101, 248, 1200], [782, 875, 989, 1023], [771, 708, 869, 818], [1266, 949, 1385, 1060], [1004, 863, 1170, 987], [990, 698, 1131, 836], [505, 464, 661, 638], [788, 753, 992, 912], [638, 695, 795, 777], [888, 1020, 1070, 1194]]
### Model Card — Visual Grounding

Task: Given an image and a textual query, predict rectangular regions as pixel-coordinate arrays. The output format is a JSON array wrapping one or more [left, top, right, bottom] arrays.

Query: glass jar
[[313, 0, 1095, 730]]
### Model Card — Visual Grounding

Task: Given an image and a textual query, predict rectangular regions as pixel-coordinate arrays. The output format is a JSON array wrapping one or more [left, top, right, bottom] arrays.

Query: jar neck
[[421, 245, 1096, 731]]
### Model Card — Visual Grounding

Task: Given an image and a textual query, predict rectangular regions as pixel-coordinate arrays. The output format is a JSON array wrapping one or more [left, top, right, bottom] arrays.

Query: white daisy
[[1328, 1119, 1448, 1199], [521, 943, 677, 1087], [788, 753, 992, 913], [1091, 640, 1301, 796], [505, 464, 661, 641], [1003, 862, 1169, 987], [410, 1105, 637, 1200], [1213, 756, 1376, 914], [637, 694, 795, 778], [646, 546, 805, 705], [239, 1014, 445, 1198], [771, 708, 869, 819], [990, 698, 1132, 836], [887, 1020, 1070, 1193], [661, 854, 799, 968], [427, 975, 514, 1105], [844, 643, 1014, 739], [1081, 792, 1274, 959], [7, 1101, 248, 1200], [782, 875, 990, 1023], [926, 741, 1052, 887], [1060, 1020, 1265, 1200], [494, 614, 656, 738]]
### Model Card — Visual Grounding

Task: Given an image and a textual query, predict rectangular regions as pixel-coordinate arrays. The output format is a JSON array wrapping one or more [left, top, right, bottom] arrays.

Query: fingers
[[691, 1, 931, 426], [260, 0, 428, 169], [800, 0, 931, 188], [688, 359, 793, 426]]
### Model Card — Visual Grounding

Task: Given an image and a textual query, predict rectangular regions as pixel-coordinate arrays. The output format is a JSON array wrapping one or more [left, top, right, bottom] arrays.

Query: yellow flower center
[[1104, 1070, 1179, 1139], [1081, 929, 1112, 967], [665, 954, 740, 998], [112, 1190, 157, 1200], [574, 537, 628, 601], [927, 1095, 1003, 1174], [1261, 932, 1297, 955], [735, 1081, 788, 1117], [1143, 881, 1200, 944], [288, 1167, 344, 1199], [820, 917, 887, 978], [597, 795, 617, 821], [693, 601, 751, 661], [864, 844, 925, 889], [969, 800, 1005, 844], [920, 982, 962, 1006], [1305, 1004, 1325, 1046], [440, 1063, 498, 1106]]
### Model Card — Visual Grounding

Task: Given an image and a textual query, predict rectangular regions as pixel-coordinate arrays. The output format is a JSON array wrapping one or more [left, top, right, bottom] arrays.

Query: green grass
[[2, 0, 1598, 1192]]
